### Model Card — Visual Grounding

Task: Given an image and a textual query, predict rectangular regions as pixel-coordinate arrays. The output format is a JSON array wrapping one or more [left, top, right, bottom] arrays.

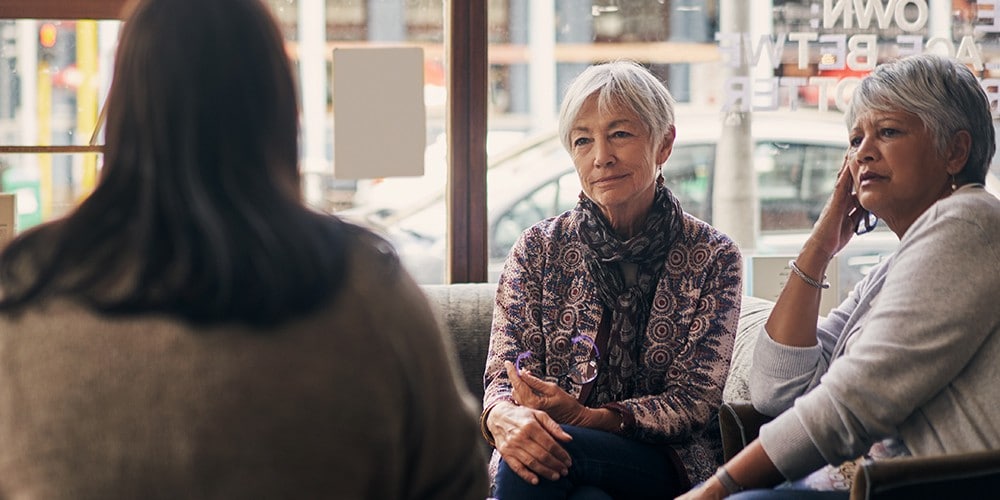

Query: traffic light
[[39, 23, 57, 62], [39, 23, 57, 48]]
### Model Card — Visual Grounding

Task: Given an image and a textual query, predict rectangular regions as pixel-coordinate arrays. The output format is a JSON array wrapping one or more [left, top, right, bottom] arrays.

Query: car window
[[664, 143, 714, 222], [756, 141, 845, 232], [491, 171, 580, 258]]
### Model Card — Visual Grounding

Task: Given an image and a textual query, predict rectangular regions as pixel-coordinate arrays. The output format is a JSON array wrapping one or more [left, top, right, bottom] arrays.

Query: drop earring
[[951, 174, 957, 191]]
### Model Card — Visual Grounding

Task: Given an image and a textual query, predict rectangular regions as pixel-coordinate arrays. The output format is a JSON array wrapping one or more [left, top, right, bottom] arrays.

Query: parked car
[[342, 108, 1000, 306]]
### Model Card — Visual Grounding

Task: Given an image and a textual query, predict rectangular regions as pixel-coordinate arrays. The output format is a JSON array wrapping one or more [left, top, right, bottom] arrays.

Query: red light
[[39, 23, 57, 48]]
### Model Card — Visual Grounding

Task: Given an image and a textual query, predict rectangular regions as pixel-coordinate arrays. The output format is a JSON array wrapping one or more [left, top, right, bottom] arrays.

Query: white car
[[344, 108, 1000, 305]]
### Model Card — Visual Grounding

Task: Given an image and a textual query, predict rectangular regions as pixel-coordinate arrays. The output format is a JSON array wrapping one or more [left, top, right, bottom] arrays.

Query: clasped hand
[[486, 361, 588, 485], [507, 360, 588, 425]]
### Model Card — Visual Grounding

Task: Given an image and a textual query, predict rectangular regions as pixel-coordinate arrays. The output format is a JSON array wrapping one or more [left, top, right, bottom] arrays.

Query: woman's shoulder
[[915, 187, 1000, 239], [525, 209, 579, 235], [513, 209, 581, 252], [948, 186, 1000, 220], [336, 221, 414, 292], [678, 212, 741, 254]]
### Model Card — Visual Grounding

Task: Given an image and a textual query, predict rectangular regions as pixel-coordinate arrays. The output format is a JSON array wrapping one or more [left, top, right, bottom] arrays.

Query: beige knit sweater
[[0, 239, 488, 499]]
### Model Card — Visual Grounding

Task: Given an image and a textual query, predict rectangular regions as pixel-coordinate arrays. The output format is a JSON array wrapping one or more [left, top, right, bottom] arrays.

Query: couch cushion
[[421, 283, 497, 406], [724, 295, 773, 402]]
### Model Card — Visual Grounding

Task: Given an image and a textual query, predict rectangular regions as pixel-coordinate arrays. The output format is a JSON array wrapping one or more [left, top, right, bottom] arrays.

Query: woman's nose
[[593, 139, 615, 167], [855, 137, 877, 163]]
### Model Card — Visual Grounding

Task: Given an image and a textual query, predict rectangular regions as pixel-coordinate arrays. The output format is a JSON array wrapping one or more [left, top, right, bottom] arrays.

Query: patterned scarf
[[576, 185, 683, 403]]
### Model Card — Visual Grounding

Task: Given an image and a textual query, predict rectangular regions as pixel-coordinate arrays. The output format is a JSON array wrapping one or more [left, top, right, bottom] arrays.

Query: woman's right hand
[[486, 401, 574, 485], [804, 154, 864, 260]]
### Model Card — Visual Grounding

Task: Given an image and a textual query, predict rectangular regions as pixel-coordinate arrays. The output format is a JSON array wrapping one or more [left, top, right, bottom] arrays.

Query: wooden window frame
[[0, 1, 129, 20], [0, 0, 125, 155], [0, 0, 489, 284]]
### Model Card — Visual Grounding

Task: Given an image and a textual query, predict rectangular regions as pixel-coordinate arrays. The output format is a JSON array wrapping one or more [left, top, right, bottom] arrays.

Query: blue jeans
[[727, 479, 849, 500], [492, 424, 682, 499]]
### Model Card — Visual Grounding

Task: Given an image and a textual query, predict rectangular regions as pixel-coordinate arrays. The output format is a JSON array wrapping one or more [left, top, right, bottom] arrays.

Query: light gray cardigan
[[750, 185, 1000, 480]]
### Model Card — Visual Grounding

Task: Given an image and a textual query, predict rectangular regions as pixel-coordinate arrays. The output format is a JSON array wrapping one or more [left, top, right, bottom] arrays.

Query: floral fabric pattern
[[483, 206, 743, 485]]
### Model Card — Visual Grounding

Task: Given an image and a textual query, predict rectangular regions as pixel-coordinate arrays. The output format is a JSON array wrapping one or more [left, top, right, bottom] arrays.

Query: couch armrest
[[850, 449, 1000, 500], [719, 401, 774, 461]]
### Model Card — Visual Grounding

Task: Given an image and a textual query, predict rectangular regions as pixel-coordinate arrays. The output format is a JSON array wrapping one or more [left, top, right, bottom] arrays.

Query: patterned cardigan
[[483, 207, 743, 486]]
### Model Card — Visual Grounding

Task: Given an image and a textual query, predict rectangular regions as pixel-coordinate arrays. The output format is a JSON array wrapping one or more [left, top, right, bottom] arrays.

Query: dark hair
[[0, 0, 353, 326]]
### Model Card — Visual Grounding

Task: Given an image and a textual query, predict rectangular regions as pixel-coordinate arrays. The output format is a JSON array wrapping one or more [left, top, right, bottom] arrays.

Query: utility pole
[[712, 0, 757, 252]]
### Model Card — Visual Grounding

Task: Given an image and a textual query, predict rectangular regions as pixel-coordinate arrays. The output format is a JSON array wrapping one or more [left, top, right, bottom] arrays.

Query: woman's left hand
[[506, 361, 588, 426]]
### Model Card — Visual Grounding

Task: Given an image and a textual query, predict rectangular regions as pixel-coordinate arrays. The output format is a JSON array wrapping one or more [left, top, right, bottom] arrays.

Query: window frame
[[0, 0, 490, 283], [0, 1, 128, 20]]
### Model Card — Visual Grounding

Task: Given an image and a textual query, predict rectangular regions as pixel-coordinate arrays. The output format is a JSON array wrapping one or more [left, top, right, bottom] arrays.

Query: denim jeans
[[726, 478, 849, 500], [492, 424, 682, 499]]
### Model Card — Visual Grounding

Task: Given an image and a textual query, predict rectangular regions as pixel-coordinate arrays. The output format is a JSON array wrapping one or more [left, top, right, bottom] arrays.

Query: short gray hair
[[846, 54, 995, 184], [557, 60, 676, 154]]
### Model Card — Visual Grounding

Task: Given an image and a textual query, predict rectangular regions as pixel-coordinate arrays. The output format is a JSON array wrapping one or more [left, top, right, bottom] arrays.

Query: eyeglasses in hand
[[850, 206, 878, 235], [515, 335, 600, 385]]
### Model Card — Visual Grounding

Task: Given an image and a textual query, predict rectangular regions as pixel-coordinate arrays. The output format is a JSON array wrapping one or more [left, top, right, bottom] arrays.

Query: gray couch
[[421, 284, 1000, 499], [420, 283, 772, 408]]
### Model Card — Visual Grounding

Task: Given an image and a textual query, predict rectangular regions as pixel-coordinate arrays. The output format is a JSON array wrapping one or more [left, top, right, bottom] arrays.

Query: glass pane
[[0, 19, 118, 230], [1, 4, 450, 286], [484, 0, 1000, 300], [0, 152, 99, 232], [262, 0, 448, 283]]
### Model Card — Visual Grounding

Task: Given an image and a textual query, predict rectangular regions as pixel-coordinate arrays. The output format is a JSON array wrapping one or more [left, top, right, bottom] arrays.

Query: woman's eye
[[611, 130, 632, 139], [881, 128, 899, 137], [572, 137, 591, 147], [849, 137, 862, 147]]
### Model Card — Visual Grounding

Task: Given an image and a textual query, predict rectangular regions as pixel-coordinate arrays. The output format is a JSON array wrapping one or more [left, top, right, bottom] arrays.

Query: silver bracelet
[[714, 465, 745, 495], [788, 259, 830, 289]]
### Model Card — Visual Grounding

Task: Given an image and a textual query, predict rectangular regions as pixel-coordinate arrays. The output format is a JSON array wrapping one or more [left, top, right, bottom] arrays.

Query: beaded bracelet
[[788, 259, 830, 289]]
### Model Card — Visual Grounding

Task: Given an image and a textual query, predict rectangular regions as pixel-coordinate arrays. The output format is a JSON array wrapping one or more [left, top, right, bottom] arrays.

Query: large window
[[0, 18, 116, 230], [3, 1, 1000, 297]]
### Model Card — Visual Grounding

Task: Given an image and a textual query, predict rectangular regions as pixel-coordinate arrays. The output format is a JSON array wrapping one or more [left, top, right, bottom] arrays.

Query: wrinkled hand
[[487, 400, 573, 485], [506, 361, 587, 426], [806, 154, 864, 259]]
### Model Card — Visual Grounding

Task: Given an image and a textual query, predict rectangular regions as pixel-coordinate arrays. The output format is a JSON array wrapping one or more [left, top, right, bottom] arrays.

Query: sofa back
[[420, 283, 772, 409]]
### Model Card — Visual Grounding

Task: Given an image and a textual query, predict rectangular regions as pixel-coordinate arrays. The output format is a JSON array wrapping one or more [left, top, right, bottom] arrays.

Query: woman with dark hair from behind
[[0, 0, 487, 498]]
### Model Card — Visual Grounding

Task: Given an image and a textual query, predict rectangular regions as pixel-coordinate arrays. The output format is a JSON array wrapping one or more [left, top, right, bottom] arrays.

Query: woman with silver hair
[[679, 54, 1000, 499], [481, 60, 744, 498]]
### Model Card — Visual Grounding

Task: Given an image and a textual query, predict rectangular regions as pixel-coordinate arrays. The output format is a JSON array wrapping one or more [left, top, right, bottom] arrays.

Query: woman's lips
[[593, 174, 626, 185], [858, 171, 886, 187]]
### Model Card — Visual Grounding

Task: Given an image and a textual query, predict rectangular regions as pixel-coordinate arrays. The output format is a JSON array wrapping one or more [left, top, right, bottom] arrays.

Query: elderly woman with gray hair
[[480, 60, 744, 498], [679, 54, 1000, 500]]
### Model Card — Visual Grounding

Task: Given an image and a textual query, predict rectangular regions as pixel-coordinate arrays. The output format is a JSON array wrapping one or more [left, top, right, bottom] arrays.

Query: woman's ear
[[946, 130, 972, 176], [656, 125, 676, 165]]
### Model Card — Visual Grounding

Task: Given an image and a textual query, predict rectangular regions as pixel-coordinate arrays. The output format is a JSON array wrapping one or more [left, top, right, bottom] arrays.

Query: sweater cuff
[[601, 402, 635, 435], [758, 408, 829, 480], [754, 326, 824, 379]]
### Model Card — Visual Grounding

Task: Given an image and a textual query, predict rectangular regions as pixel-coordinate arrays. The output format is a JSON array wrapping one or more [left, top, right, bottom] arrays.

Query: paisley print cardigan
[[483, 207, 743, 486]]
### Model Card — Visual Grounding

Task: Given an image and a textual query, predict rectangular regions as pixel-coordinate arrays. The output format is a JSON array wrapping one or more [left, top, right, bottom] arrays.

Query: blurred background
[[1, 0, 998, 304]]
